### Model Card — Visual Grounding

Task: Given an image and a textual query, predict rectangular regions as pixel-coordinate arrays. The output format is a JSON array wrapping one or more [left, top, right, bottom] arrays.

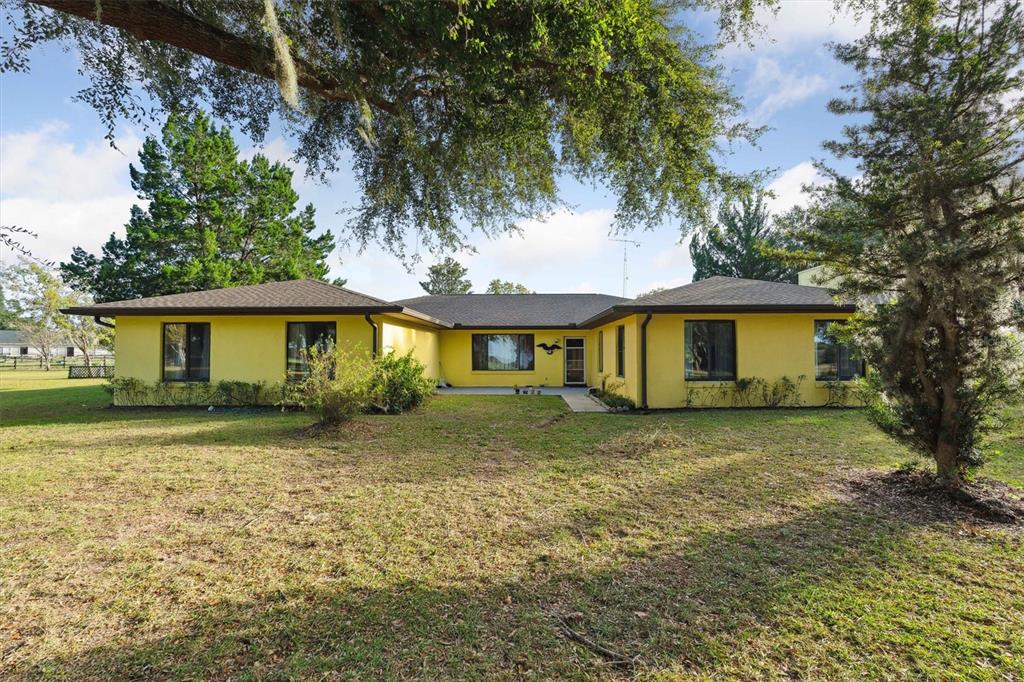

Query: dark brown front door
[[564, 337, 585, 385]]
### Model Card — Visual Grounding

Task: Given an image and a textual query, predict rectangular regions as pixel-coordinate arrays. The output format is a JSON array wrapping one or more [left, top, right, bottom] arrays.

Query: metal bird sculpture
[[536, 342, 562, 354]]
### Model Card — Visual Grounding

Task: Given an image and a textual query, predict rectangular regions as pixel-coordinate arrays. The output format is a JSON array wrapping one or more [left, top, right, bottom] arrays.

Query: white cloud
[[721, 2, 869, 57], [0, 196, 132, 265], [765, 161, 826, 214], [633, 276, 690, 297], [468, 207, 614, 275], [0, 122, 140, 265], [746, 57, 829, 122], [569, 280, 596, 293], [1, 121, 140, 200], [653, 237, 693, 271]]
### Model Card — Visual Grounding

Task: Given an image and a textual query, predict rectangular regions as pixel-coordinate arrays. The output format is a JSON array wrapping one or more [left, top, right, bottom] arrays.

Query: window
[[287, 322, 337, 380], [685, 320, 736, 381], [162, 323, 210, 382], [815, 320, 864, 380], [66, 346, 75, 357], [471, 334, 534, 371], [19, 346, 28, 356], [597, 330, 604, 373], [615, 325, 625, 377]]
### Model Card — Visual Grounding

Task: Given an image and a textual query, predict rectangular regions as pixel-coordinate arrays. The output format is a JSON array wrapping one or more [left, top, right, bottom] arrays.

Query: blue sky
[[0, 2, 867, 300]]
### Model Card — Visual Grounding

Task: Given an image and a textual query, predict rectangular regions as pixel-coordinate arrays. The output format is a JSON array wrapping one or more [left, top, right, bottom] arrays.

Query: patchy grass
[[1, 371, 1022, 680]]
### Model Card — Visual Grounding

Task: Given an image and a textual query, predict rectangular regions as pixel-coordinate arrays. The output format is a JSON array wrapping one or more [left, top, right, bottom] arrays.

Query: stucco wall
[[643, 312, 855, 408], [437, 329, 587, 387], [111, 310, 857, 408], [380, 319, 441, 380], [114, 314, 375, 386], [588, 317, 640, 404]]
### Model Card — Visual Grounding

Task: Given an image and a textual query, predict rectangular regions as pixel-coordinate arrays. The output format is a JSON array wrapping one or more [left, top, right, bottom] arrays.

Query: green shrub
[[289, 345, 435, 425], [215, 380, 269, 406], [367, 350, 435, 414], [291, 345, 374, 426], [105, 376, 149, 406], [758, 375, 805, 408], [594, 380, 635, 410], [107, 376, 278, 407]]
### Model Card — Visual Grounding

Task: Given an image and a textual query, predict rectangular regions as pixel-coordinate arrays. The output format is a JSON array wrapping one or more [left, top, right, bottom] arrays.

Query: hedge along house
[[63, 275, 862, 408]]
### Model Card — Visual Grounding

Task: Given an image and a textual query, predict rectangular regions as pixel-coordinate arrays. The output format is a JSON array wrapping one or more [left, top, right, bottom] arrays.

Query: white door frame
[[563, 336, 586, 385]]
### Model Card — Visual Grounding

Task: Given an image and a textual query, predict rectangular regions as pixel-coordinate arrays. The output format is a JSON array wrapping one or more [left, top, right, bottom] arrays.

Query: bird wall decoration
[[537, 342, 562, 355]]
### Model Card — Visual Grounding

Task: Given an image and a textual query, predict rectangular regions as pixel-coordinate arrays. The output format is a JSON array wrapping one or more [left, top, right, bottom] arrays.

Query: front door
[[564, 337, 586, 385]]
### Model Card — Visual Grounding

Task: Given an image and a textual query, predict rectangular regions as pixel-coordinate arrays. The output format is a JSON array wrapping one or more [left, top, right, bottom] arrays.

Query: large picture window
[[815, 320, 864, 380], [287, 322, 337, 380], [163, 323, 210, 382], [471, 334, 534, 371], [615, 325, 625, 377], [685, 320, 736, 381]]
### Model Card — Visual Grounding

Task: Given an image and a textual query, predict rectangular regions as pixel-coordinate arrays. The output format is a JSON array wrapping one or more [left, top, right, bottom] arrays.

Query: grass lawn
[[2, 370, 1022, 680]]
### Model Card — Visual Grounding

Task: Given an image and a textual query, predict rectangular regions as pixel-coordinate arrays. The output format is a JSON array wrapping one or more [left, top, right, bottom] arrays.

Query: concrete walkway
[[436, 386, 609, 413]]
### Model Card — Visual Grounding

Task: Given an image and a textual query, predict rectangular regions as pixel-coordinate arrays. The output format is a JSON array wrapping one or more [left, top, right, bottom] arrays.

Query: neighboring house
[[62, 274, 861, 407], [0, 329, 112, 359], [797, 264, 843, 288]]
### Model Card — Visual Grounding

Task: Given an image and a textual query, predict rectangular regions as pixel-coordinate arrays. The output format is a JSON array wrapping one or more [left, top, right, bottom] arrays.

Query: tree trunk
[[82, 348, 92, 368], [933, 439, 963, 488]]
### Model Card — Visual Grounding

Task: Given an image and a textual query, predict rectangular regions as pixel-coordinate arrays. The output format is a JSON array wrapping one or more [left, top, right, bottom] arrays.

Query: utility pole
[[610, 238, 641, 297]]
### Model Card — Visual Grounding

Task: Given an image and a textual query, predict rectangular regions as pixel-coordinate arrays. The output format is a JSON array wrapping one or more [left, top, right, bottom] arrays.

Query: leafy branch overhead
[[3, 0, 760, 258]]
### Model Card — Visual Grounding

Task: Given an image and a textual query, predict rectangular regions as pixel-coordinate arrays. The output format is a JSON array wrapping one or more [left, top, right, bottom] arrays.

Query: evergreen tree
[[419, 258, 472, 295], [485, 280, 533, 294], [789, 0, 1024, 487], [690, 193, 799, 282], [61, 113, 334, 302]]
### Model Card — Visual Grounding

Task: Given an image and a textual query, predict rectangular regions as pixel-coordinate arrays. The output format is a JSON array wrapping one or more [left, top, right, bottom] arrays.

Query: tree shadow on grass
[[0, 385, 114, 427], [11, 497, 983, 681]]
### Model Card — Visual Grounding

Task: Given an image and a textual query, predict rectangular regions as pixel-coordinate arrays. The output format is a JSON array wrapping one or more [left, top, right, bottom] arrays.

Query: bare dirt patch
[[535, 412, 568, 429], [599, 424, 691, 458], [848, 468, 1024, 526], [295, 418, 389, 440]]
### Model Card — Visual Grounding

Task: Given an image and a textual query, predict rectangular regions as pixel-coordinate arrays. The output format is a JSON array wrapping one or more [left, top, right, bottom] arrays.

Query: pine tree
[[60, 113, 335, 302], [419, 258, 472, 295], [690, 193, 799, 282]]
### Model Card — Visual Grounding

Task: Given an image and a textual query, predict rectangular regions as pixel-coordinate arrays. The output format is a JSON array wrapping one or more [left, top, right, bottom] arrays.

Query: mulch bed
[[848, 468, 1024, 526]]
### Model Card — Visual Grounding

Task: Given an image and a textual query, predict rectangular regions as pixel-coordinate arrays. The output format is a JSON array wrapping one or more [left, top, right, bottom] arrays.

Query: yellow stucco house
[[64, 275, 863, 408]]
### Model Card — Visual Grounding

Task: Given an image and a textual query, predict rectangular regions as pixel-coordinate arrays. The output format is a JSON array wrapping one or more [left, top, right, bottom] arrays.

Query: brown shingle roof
[[62, 276, 853, 328], [579, 276, 853, 326], [393, 293, 628, 328], [630, 276, 843, 307], [62, 279, 400, 316]]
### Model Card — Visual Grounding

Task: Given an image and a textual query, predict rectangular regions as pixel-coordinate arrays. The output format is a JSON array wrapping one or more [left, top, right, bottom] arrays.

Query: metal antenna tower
[[610, 238, 641, 297]]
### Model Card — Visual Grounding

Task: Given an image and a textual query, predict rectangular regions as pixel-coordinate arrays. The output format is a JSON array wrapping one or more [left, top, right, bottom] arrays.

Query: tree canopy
[[2, 259, 111, 368], [787, 0, 1024, 487], [60, 112, 335, 302], [4, 0, 762, 258], [689, 192, 799, 282], [485, 279, 533, 294], [419, 257, 472, 295]]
